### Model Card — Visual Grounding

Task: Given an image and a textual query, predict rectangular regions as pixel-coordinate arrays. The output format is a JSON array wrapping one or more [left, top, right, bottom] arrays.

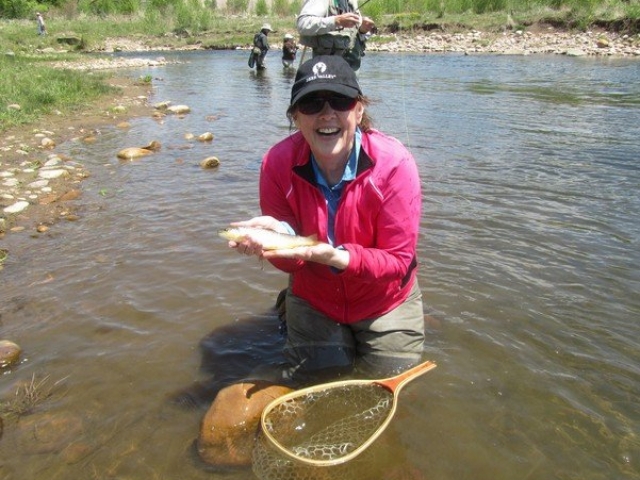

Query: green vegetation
[[0, 0, 638, 133], [0, 53, 116, 131], [0, 374, 59, 418]]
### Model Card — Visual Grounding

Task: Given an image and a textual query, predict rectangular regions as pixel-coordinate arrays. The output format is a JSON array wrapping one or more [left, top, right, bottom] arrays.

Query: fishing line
[[399, 48, 412, 150]]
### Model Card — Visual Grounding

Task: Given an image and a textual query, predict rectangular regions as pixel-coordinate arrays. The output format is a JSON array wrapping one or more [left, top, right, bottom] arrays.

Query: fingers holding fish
[[229, 215, 286, 234], [218, 218, 350, 267], [262, 243, 350, 270], [225, 233, 266, 257]]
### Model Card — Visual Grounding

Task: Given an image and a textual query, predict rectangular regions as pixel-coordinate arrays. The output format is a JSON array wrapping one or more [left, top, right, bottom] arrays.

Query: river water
[[1, 50, 639, 480]]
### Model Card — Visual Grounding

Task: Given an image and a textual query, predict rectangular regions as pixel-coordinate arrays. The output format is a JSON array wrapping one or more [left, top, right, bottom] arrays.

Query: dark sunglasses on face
[[296, 94, 358, 115]]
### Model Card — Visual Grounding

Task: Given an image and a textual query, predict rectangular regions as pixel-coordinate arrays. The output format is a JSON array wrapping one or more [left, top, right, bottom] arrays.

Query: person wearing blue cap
[[225, 55, 425, 385]]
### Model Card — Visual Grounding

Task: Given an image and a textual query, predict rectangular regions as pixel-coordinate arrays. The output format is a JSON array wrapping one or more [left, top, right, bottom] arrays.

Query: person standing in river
[[252, 23, 272, 70], [281, 33, 298, 70], [296, 0, 375, 71], [224, 55, 425, 385]]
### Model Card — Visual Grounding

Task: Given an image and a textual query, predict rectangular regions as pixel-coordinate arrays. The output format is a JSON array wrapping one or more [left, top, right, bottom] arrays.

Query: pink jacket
[[260, 129, 421, 324]]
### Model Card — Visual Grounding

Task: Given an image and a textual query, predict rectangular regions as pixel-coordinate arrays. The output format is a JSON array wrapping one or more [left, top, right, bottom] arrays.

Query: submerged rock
[[116, 140, 161, 160], [197, 381, 293, 468]]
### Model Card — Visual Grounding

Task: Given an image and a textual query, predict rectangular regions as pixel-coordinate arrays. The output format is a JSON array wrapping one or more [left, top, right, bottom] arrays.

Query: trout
[[219, 227, 320, 250]]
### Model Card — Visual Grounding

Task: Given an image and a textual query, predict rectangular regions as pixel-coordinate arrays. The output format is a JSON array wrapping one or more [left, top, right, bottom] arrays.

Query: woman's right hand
[[227, 216, 288, 257]]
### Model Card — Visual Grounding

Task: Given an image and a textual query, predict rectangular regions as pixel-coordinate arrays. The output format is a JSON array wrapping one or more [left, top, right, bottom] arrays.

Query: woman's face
[[293, 92, 364, 165]]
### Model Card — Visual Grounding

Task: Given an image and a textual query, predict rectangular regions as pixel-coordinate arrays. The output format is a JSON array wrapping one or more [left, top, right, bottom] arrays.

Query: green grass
[[0, 53, 115, 132]]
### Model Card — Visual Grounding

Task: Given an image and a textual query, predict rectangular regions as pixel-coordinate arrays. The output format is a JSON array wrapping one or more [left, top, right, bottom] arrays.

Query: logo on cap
[[306, 61, 336, 83], [312, 62, 327, 76]]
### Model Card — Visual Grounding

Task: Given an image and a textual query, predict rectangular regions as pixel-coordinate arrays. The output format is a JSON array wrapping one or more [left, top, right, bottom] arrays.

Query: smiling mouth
[[317, 127, 340, 136]]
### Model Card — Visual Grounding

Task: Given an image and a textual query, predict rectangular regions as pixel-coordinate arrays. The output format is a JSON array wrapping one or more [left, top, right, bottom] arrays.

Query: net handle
[[376, 360, 437, 393], [259, 360, 437, 466]]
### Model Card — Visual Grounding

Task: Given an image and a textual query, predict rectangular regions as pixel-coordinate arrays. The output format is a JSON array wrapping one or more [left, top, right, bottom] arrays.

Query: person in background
[[253, 23, 272, 70], [225, 55, 425, 385], [281, 33, 298, 70], [36, 12, 47, 36], [296, 0, 375, 71]]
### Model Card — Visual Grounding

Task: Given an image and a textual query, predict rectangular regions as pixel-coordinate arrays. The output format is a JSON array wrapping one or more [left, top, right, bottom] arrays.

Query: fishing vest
[[299, 0, 359, 52]]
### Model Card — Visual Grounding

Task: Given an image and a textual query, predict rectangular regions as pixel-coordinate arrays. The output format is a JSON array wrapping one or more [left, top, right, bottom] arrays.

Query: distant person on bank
[[296, 0, 375, 71], [36, 12, 47, 36]]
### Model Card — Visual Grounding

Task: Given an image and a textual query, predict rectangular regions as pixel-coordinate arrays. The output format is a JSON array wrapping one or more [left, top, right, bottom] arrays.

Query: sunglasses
[[296, 94, 358, 115]]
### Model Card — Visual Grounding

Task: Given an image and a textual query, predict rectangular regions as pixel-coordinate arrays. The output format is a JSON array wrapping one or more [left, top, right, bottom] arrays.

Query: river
[[0, 50, 639, 480]]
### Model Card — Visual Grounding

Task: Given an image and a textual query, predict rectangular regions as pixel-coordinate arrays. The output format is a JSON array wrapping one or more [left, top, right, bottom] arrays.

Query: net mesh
[[258, 383, 392, 463], [252, 423, 384, 480]]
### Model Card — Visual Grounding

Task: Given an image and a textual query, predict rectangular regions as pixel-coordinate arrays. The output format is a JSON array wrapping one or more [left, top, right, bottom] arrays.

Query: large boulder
[[196, 381, 293, 468]]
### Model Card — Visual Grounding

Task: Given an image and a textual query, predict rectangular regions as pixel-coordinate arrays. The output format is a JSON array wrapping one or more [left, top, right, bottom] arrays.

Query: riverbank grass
[[0, 54, 116, 132]]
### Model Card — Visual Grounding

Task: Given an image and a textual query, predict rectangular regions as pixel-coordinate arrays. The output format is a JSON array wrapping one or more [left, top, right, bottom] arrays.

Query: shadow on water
[[169, 292, 287, 410]]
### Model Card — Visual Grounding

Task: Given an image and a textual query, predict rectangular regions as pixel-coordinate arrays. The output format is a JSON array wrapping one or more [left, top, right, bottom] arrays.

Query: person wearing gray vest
[[296, 0, 375, 71]]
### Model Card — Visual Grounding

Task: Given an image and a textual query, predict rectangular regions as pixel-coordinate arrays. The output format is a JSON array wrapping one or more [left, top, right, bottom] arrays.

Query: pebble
[[200, 157, 220, 169], [197, 132, 214, 142], [38, 169, 70, 180], [368, 30, 640, 57], [4, 201, 30, 214]]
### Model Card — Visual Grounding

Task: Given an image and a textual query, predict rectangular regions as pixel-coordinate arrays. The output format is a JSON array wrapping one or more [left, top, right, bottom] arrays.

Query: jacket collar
[[293, 142, 374, 185]]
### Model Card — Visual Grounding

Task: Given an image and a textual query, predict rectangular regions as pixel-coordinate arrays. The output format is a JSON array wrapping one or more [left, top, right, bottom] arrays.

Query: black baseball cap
[[290, 55, 362, 106]]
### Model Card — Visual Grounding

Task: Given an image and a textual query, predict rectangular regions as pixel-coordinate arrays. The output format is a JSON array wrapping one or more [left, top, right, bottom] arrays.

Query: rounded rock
[[200, 157, 220, 169], [197, 381, 293, 467], [3, 201, 30, 214], [167, 105, 191, 114], [0, 340, 21, 368], [197, 132, 214, 142]]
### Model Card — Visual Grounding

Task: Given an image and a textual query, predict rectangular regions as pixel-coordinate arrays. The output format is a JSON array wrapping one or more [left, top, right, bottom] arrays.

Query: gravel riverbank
[[1, 28, 639, 255]]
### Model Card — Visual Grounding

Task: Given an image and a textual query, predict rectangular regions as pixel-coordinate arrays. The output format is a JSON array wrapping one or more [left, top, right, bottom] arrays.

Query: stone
[[167, 105, 191, 114], [41, 137, 56, 148], [200, 157, 220, 169], [58, 189, 81, 201], [565, 48, 587, 56], [15, 411, 84, 454], [197, 132, 214, 142], [3, 201, 30, 214], [38, 169, 69, 179], [196, 381, 293, 468], [56, 35, 82, 46], [117, 140, 161, 160], [0, 340, 21, 368]]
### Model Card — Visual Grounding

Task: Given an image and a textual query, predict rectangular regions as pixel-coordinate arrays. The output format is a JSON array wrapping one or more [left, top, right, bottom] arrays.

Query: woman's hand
[[226, 216, 349, 270], [226, 216, 287, 257], [263, 243, 350, 270]]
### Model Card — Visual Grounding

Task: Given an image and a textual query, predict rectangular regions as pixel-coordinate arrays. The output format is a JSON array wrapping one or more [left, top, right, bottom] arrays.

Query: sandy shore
[[1, 29, 639, 251]]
